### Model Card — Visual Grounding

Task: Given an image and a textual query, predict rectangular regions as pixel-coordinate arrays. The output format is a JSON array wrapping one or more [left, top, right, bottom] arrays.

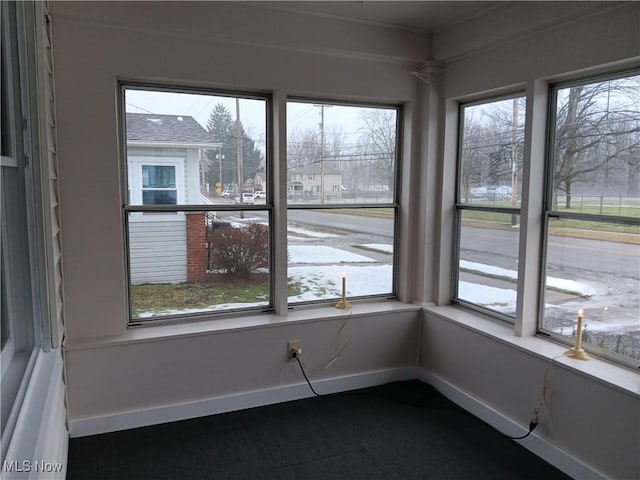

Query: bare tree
[[356, 110, 397, 192], [553, 77, 640, 208]]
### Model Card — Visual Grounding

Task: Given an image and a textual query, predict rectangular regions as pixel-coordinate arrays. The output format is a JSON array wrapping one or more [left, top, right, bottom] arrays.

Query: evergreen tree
[[205, 103, 264, 192]]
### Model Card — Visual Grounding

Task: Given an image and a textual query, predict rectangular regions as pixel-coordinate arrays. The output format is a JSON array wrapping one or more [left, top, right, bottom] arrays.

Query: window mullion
[[515, 80, 548, 337]]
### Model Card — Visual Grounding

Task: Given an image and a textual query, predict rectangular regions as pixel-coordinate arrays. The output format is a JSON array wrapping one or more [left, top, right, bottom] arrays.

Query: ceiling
[[245, 1, 501, 33]]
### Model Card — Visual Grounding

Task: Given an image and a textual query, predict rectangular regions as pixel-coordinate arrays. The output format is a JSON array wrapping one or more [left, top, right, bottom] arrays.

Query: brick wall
[[186, 213, 207, 282]]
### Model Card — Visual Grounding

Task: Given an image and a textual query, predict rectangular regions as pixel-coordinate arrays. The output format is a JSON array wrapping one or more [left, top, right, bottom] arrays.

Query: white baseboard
[[419, 370, 606, 480], [69, 366, 423, 438]]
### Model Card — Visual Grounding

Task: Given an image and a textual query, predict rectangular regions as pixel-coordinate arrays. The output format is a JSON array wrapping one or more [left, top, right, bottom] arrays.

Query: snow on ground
[[288, 264, 392, 302], [458, 281, 516, 313], [359, 243, 393, 254], [288, 226, 339, 238], [288, 245, 376, 264], [460, 260, 597, 297], [135, 302, 267, 318]]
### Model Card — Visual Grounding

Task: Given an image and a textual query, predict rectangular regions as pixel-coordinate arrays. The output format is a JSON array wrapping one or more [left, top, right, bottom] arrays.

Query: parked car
[[235, 192, 255, 204], [253, 190, 266, 199], [470, 186, 492, 198], [494, 186, 513, 200], [221, 190, 232, 198]]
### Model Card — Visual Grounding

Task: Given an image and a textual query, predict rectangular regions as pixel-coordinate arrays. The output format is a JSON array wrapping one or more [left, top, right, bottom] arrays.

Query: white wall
[[51, 0, 423, 436], [426, 3, 639, 479], [51, 2, 639, 478], [422, 311, 639, 480], [51, 0, 421, 340]]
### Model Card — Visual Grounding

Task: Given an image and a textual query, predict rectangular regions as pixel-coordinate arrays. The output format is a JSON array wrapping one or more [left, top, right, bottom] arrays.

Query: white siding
[[128, 216, 186, 284]]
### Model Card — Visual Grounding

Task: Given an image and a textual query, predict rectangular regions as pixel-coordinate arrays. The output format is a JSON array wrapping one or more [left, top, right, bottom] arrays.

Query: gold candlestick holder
[[565, 309, 590, 360], [335, 274, 351, 309]]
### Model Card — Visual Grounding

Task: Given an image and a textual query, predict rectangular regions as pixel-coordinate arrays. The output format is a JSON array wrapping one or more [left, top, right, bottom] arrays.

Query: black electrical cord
[[293, 352, 323, 397], [503, 418, 539, 440]]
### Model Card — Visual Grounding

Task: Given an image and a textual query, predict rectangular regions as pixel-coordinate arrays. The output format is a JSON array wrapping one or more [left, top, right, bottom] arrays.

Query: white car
[[235, 192, 254, 204], [253, 191, 266, 199], [494, 186, 513, 199]]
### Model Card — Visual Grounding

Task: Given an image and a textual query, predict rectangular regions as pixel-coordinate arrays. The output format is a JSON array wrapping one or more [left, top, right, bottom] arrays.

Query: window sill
[[64, 300, 421, 351], [423, 305, 639, 398]]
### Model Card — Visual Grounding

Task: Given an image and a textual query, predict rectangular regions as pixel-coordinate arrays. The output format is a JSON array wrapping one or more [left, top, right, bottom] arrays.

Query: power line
[[126, 102, 156, 114]]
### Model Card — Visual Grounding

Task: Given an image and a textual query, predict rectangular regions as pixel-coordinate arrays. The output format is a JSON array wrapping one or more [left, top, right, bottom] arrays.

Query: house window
[[287, 100, 399, 304], [122, 86, 270, 323], [540, 72, 640, 365], [141, 165, 177, 205], [454, 95, 526, 319]]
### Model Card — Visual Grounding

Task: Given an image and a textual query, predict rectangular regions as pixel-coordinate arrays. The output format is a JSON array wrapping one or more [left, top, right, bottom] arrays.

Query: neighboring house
[[126, 113, 220, 284], [253, 170, 267, 191], [288, 165, 343, 199]]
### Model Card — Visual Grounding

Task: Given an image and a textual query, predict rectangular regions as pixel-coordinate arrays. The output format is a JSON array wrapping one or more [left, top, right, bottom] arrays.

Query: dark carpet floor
[[67, 380, 571, 479]]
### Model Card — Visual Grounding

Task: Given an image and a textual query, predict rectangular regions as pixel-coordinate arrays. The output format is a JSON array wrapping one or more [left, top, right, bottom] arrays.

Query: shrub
[[209, 223, 268, 275]]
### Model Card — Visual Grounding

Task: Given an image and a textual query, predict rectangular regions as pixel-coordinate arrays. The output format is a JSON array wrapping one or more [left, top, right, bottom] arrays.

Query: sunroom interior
[[2, 2, 639, 479]]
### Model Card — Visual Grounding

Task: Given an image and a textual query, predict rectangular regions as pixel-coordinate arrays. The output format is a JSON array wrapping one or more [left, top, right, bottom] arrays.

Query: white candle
[[575, 308, 584, 351], [341, 272, 346, 302]]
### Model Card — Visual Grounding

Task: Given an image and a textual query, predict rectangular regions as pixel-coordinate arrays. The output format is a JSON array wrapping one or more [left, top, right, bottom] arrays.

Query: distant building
[[288, 164, 343, 199], [126, 113, 220, 283]]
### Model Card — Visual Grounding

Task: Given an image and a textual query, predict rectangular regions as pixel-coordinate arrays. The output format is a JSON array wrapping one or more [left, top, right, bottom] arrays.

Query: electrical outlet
[[287, 340, 302, 361]]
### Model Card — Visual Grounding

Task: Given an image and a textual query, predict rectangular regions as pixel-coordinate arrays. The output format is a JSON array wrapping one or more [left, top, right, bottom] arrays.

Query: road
[[217, 209, 638, 278], [288, 210, 638, 278]]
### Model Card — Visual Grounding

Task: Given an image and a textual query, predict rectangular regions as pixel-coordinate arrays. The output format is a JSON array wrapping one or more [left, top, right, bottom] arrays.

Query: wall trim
[[3, 350, 68, 479], [69, 366, 423, 438], [419, 370, 607, 480]]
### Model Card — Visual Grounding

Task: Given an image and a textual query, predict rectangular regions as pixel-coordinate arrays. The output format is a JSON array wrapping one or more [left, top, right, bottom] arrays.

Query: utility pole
[[511, 98, 519, 226], [236, 98, 244, 196], [314, 104, 331, 204]]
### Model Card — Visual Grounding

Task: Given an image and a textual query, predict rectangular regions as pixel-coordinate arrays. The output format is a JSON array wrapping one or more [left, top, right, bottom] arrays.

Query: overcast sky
[[124, 87, 396, 151]]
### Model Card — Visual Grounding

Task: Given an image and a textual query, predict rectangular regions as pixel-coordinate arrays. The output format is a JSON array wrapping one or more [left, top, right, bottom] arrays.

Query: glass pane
[[287, 102, 397, 205], [551, 75, 640, 216], [456, 210, 520, 317], [459, 97, 525, 206], [541, 218, 640, 361], [124, 88, 267, 205], [128, 210, 270, 319], [142, 190, 177, 205], [287, 208, 394, 303], [142, 165, 175, 188]]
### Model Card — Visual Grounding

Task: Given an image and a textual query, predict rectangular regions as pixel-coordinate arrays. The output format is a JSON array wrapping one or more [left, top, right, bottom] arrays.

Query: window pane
[[142, 165, 175, 188], [124, 88, 267, 206], [128, 210, 270, 319], [142, 190, 177, 205], [541, 218, 639, 361], [287, 102, 397, 205], [287, 208, 394, 303], [459, 97, 525, 206], [551, 75, 640, 215], [456, 210, 520, 317]]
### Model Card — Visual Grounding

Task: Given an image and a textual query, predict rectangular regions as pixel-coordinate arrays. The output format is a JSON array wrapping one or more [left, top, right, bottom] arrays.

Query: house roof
[[126, 113, 214, 145]]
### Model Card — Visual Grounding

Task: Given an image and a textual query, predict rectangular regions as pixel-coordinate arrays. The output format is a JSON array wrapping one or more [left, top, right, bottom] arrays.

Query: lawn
[[131, 273, 305, 317]]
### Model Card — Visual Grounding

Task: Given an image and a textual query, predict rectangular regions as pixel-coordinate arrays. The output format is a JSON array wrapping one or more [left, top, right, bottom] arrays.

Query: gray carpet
[[67, 380, 571, 479]]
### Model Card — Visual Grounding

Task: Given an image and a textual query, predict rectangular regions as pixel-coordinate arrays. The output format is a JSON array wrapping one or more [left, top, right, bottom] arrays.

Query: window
[[454, 96, 526, 319], [122, 86, 270, 322], [141, 165, 178, 205], [287, 100, 399, 304], [1, 0, 44, 459], [541, 72, 640, 365]]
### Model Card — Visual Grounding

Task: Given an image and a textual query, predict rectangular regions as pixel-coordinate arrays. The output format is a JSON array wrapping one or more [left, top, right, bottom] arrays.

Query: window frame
[[538, 69, 640, 368], [120, 83, 274, 325], [452, 93, 526, 323], [0, 0, 48, 460], [285, 97, 402, 306]]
